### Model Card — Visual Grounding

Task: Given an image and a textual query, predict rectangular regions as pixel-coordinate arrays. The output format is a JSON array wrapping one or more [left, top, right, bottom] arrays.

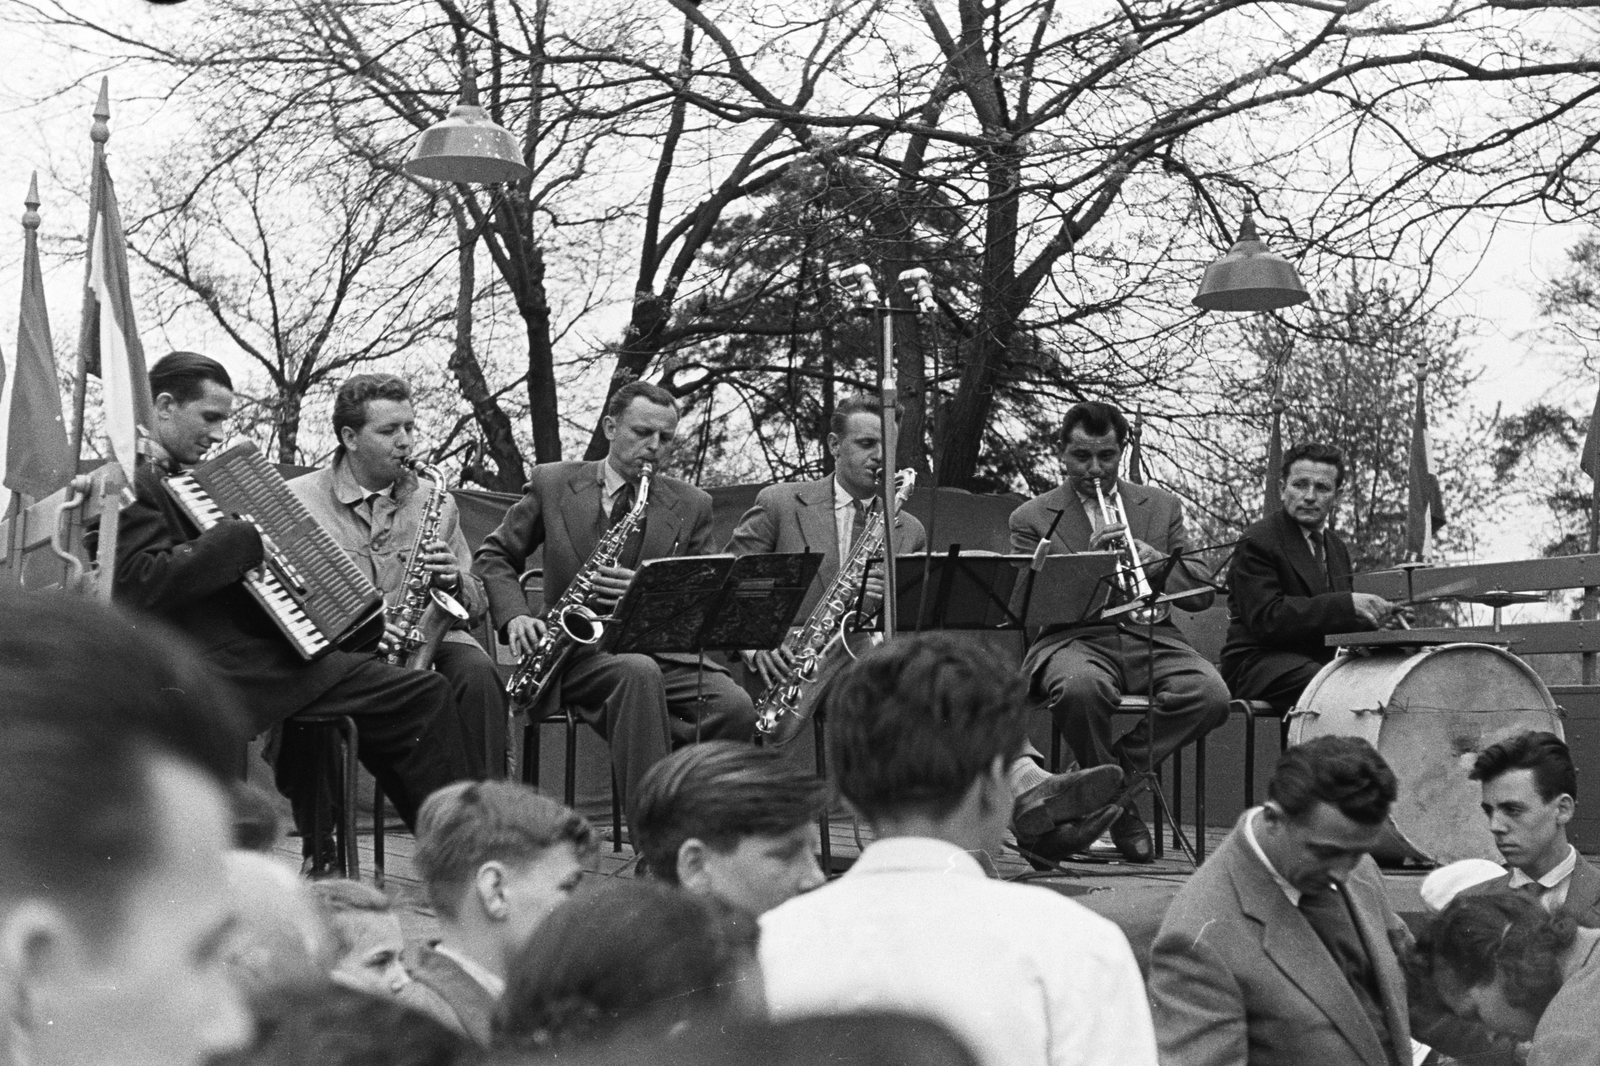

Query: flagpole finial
[[91, 77, 110, 145], [23, 172, 40, 231]]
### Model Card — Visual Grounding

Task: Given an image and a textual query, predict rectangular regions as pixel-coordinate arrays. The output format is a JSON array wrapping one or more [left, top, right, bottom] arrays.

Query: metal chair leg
[[815, 711, 831, 874], [563, 709, 578, 808], [337, 716, 360, 883], [373, 784, 385, 889], [1195, 736, 1207, 863], [612, 773, 623, 854]]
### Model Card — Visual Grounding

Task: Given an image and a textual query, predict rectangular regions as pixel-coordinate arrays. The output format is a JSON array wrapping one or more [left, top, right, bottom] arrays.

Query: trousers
[[432, 639, 511, 779], [559, 648, 755, 832], [276, 655, 479, 839], [1032, 626, 1230, 775]]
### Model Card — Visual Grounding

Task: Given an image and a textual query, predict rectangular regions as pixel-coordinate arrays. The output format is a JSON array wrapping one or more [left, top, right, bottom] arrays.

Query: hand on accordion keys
[[233, 512, 309, 597]]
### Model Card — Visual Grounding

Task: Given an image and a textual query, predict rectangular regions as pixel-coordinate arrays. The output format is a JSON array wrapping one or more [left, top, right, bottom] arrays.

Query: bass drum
[[1287, 643, 1562, 865]]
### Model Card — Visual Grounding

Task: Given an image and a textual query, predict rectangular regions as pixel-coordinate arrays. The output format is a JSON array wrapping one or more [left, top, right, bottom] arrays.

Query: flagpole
[[68, 77, 110, 468], [1586, 382, 1600, 685]]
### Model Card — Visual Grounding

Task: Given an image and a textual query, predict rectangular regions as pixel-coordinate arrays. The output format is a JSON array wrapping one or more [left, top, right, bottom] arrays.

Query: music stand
[[888, 548, 1119, 633], [604, 552, 821, 741]]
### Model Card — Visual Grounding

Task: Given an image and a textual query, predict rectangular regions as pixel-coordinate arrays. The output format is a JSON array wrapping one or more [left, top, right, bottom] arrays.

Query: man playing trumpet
[[729, 396, 1128, 865], [1010, 401, 1230, 863]]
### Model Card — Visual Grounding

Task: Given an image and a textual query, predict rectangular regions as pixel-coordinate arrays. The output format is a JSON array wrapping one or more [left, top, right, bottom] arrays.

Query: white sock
[[1007, 757, 1052, 798]]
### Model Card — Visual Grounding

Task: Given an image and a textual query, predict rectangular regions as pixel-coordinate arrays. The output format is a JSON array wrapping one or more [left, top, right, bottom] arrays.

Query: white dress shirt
[[760, 836, 1157, 1066], [600, 459, 629, 522], [1509, 844, 1579, 913], [834, 476, 870, 555], [1244, 806, 1304, 906]]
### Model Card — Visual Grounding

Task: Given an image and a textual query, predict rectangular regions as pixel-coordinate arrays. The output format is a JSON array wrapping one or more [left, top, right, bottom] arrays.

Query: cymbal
[[1455, 589, 1545, 610]]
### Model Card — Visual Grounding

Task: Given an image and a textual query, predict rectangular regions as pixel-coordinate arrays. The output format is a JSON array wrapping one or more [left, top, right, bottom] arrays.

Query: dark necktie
[[1298, 885, 1400, 1066], [848, 498, 869, 554], [1517, 880, 1550, 904], [610, 482, 636, 527]]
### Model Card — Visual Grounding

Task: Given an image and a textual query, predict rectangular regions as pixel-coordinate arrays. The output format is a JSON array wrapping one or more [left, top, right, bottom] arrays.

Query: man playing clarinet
[[1010, 401, 1229, 863], [109, 352, 477, 866], [474, 380, 755, 840]]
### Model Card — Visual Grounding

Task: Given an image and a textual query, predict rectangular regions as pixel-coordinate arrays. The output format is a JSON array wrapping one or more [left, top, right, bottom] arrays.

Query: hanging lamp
[[1192, 208, 1309, 312], [404, 62, 529, 185]]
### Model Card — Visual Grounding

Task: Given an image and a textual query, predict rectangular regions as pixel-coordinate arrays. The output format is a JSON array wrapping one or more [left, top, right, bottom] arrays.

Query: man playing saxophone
[[474, 381, 755, 839], [727, 396, 1126, 865], [1010, 401, 1231, 863], [289, 374, 506, 777]]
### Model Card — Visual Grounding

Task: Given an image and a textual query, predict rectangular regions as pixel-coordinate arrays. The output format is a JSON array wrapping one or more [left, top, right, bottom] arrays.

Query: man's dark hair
[[1419, 891, 1576, 1015], [820, 633, 1027, 823], [1060, 401, 1130, 448], [1470, 731, 1577, 803], [0, 590, 246, 940], [1281, 442, 1347, 488], [495, 879, 758, 1053], [630, 741, 829, 883], [414, 781, 596, 920], [1268, 736, 1398, 826], [148, 350, 233, 404], [828, 395, 881, 439], [213, 983, 470, 1066], [331, 374, 412, 456], [605, 380, 678, 420]]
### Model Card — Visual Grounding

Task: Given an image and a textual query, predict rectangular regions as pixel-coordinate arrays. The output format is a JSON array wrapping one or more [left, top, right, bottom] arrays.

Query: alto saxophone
[[386, 460, 470, 671], [506, 462, 653, 710], [754, 469, 917, 745]]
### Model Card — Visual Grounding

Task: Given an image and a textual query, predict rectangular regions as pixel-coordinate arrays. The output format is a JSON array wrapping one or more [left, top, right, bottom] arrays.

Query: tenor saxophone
[[754, 469, 916, 745], [386, 460, 470, 671], [505, 462, 653, 710]]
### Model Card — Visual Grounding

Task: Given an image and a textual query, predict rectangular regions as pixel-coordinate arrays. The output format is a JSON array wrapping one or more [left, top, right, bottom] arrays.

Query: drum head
[[1288, 644, 1561, 864]]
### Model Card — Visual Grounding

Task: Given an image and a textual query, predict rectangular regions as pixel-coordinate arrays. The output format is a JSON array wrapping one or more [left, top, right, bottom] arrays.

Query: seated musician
[[289, 374, 507, 777], [111, 352, 478, 863], [727, 395, 1125, 865], [1009, 400, 1229, 863], [473, 380, 756, 840], [1221, 442, 1401, 708]]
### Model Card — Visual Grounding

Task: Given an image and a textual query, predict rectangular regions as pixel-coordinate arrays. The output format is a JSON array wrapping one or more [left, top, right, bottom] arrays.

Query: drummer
[[1221, 442, 1404, 709]]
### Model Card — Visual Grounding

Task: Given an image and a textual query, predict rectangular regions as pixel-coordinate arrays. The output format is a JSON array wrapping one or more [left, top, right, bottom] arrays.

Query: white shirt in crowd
[[759, 836, 1158, 1066]]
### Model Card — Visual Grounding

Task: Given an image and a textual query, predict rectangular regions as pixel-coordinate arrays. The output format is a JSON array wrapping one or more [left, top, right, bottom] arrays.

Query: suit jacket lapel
[[562, 462, 605, 562], [1346, 868, 1413, 1056], [1045, 485, 1094, 554], [1276, 509, 1331, 595], [1234, 839, 1391, 1066], [1327, 529, 1355, 594], [639, 475, 684, 560], [796, 478, 838, 584]]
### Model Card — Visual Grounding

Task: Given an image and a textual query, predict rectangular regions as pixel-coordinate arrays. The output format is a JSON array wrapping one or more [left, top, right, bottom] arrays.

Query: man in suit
[[728, 396, 1124, 862], [290, 373, 507, 777], [1148, 736, 1411, 1066], [111, 352, 476, 853], [406, 781, 594, 1045], [1465, 731, 1600, 924], [1009, 400, 1229, 862], [1222, 442, 1400, 708], [474, 380, 757, 828]]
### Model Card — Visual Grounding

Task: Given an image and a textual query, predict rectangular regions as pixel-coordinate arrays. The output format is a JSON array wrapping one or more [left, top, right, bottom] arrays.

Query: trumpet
[[1093, 477, 1168, 626]]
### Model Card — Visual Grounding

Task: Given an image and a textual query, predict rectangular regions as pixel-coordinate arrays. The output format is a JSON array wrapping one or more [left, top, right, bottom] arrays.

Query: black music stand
[[888, 548, 1120, 633], [605, 552, 821, 657], [604, 553, 821, 745]]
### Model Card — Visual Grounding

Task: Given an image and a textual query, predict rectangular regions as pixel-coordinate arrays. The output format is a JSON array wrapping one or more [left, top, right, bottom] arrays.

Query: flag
[[6, 173, 73, 499], [1580, 381, 1600, 480], [1264, 403, 1284, 519], [82, 152, 152, 481], [1406, 369, 1447, 560]]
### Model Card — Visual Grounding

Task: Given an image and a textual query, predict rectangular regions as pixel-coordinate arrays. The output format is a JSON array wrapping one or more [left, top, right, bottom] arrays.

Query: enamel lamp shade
[[1192, 209, 1310, 312], [404, 103, 530, 185]]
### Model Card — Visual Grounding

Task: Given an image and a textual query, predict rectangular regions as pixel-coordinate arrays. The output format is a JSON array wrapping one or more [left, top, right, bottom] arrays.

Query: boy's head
[[310, 880, 408, 997], [820, 634, 1027, 847], [631, 741, 829, 914], [413, 782, 595, 968]]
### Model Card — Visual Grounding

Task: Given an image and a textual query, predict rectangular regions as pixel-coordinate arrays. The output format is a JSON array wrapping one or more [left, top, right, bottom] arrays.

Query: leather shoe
[[1013, 764, 1124, 839], [1109, 806, 1154, 864], [1017, 803, 1123, 870]]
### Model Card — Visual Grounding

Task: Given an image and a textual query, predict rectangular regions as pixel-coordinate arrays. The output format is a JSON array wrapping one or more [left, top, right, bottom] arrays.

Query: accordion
[[164, 441, 385, 660]]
